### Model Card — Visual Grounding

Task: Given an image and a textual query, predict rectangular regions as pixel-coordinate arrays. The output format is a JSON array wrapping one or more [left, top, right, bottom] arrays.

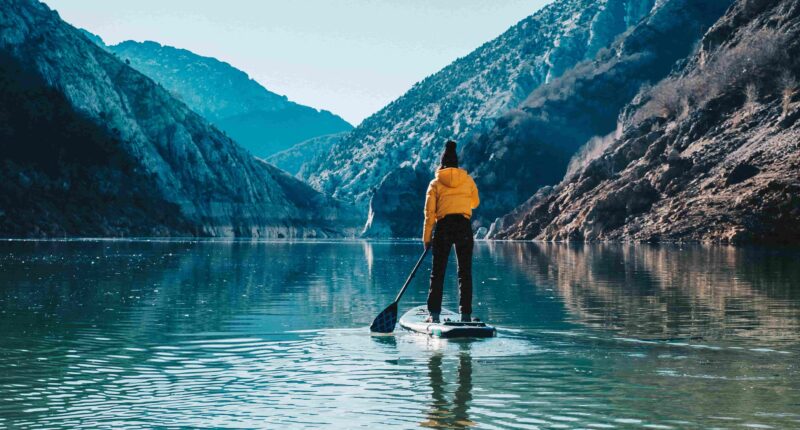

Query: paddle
[[370, 245, 431, 333]]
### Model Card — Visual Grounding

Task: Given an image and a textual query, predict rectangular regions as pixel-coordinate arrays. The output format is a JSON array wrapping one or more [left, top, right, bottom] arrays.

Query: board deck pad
[[398, 305, 496, 338]]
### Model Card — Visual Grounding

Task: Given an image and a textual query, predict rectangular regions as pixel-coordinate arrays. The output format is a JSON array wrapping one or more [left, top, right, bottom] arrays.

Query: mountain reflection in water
[[485, 242, 800, 344]]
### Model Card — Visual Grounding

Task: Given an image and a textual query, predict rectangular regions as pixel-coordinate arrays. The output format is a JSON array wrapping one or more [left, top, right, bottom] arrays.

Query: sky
[[43, 0, 550, 125]]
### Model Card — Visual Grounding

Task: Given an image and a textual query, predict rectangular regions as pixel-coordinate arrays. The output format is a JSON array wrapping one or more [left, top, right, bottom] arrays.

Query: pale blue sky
[[44, 0, 550, 124]]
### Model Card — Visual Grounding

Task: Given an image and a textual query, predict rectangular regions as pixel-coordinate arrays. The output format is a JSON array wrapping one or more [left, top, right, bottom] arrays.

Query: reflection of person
[[420, 347, 474, 428], [452, 350, 473, 426], [423, 140, 480, 323]]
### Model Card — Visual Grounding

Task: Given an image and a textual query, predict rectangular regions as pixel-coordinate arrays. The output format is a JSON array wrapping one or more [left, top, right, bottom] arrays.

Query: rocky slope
[[303, 0, 661, 213], [491, 0, 800, 244], [0, 0, 357, 238], [463, 0, 733, 225], [266, 132, 346, 176], [104, 39, 352, 157]]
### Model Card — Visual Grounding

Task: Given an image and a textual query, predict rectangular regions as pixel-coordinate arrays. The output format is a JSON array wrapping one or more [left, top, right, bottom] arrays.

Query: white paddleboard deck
[[399, 305, 496, 338]]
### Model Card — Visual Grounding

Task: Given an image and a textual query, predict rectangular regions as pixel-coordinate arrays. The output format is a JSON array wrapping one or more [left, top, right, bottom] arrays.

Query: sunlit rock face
[[0, 0, 358, 238], [361, 165, 431, 238], [492, 0, 800, 244]]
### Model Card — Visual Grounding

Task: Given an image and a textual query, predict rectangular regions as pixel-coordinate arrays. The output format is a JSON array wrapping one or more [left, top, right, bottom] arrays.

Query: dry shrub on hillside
[[633, 28, 791, 123], [563, 129, 619, 182], [780, 70, 798, 117], [744, 82, 760, 115]]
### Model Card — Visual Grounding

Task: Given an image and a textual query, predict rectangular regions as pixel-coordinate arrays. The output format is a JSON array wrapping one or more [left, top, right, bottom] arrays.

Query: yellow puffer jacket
[[423, 168, 480, 243]]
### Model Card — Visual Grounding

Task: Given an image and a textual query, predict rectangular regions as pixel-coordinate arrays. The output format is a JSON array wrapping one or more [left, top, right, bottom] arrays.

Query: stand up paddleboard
[[399, 305, 496, 338]]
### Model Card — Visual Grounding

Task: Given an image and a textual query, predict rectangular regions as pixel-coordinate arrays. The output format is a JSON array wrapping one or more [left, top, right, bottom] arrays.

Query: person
[[422, 140, 480, 323]]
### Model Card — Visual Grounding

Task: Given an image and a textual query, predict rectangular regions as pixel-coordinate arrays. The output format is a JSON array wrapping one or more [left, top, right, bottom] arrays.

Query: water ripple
[[1, 241, 799, 428]]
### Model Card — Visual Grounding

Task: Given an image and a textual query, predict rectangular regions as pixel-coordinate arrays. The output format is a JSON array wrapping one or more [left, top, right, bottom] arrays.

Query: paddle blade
[[370, 302, 398, 333]]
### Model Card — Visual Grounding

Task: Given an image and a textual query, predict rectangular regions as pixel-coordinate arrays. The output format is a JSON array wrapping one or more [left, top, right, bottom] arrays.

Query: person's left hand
[[424, 241, 430, 249]]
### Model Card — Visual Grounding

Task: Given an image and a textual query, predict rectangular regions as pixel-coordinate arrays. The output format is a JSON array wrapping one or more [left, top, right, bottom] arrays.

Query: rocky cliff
[[0, 0, 357, 238], [104, 40, 352, 157], [491, 0, 800, 244], [463, 0, 733, 224], [303, 0, 660, 219]]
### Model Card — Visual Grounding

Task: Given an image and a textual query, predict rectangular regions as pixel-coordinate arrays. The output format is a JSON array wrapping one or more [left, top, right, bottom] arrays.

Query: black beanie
[[440, 140, 458, 168]]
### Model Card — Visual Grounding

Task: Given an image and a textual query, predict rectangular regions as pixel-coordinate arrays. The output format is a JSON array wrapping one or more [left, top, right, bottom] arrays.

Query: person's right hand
[[424, 241, 430, 250]]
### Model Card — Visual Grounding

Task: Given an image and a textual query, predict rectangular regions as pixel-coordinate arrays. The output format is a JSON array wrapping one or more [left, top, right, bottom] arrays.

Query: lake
[[1, 240, 798, 429]]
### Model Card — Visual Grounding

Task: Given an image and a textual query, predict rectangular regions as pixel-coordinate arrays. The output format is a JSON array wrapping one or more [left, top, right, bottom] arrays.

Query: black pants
[[427, 214, 473, 315]]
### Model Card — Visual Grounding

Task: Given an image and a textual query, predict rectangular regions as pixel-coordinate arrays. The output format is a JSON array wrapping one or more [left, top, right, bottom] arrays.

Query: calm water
[[1, 240, 799, 429]]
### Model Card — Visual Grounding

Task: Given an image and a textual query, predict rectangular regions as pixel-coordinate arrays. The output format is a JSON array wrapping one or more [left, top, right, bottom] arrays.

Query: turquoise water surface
[[0, 240, 798, 429]]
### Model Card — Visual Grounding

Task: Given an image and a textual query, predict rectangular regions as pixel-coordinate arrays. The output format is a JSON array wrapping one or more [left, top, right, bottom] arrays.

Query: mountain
[[462, 0, 733, 225], [304, 0, 660, 205], [301, 0, 731, 238], [490, 0, 800, 244], [266, 132, 346, 176], [102, 40, 352, 158], [0, 0, 357, 238]]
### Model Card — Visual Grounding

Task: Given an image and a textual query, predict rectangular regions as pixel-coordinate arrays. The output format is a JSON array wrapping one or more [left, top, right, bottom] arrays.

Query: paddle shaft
[[393, 246, 430, 304]]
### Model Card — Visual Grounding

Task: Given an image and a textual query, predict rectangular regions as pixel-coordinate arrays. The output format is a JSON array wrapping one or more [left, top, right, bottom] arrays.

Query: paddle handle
[[394, 245, 431, 303]]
